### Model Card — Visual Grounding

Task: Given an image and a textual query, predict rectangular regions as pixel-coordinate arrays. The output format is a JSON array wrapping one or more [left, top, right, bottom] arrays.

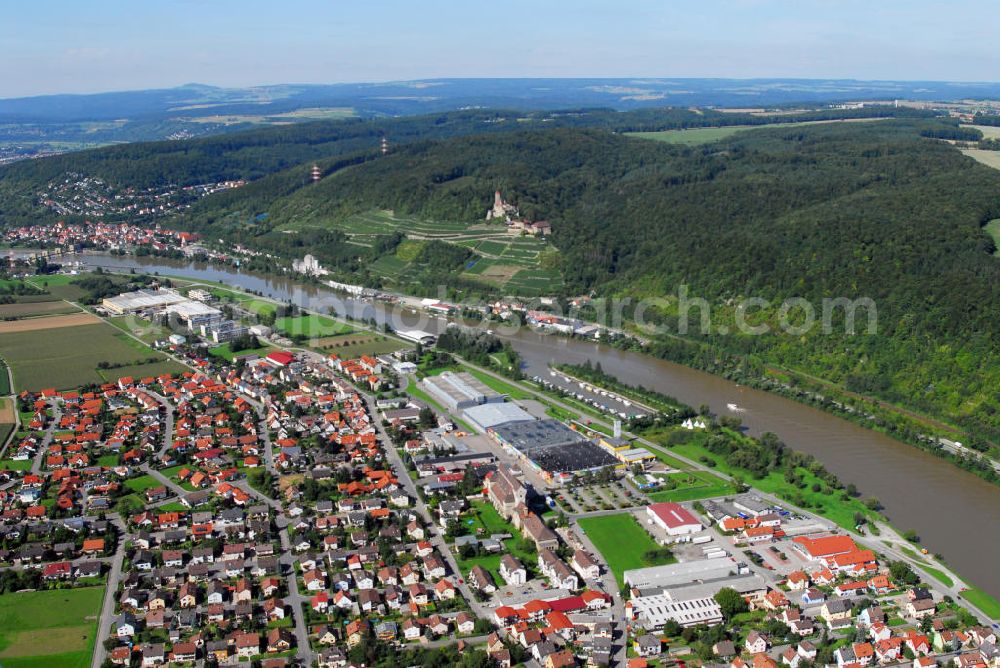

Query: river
[[82, 254, 1000, 597]]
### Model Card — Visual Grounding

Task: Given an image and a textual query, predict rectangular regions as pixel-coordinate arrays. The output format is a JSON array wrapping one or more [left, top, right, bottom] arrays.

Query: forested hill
[[0, 104, 928, 227], [183, 119, 1000, 445]]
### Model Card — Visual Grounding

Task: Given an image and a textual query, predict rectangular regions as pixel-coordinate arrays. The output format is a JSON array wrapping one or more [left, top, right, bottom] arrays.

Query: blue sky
[[3, 0, 998, 97]]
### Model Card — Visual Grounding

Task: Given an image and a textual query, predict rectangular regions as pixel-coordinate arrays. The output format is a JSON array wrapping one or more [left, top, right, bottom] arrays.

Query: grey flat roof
[[463, 402, 534, 430]]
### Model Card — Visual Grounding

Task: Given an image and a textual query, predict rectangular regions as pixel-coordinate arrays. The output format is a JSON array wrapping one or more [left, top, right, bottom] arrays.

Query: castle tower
[[494, 190, 503, 209], [310, 164, 321, 182], [380, 136, 390, 155]]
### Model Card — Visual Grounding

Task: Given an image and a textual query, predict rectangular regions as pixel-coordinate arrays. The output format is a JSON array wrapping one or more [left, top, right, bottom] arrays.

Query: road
[[30, 404, 62, 474], [90, 516, 127, 668]]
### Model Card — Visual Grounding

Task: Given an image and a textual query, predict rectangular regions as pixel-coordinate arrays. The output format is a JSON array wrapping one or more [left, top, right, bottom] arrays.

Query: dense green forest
[[0, 104, 928, 227]]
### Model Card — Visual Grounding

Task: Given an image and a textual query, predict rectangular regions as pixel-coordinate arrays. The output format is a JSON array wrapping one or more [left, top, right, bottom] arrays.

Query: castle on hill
[[486, 189, 519, 222]]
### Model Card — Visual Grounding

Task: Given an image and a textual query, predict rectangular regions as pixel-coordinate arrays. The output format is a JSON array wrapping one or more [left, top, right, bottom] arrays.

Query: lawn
[[960, 585, 1000, 619], [209, 342, 274, 361], [0, 458, 32, 471], [97, 454, 119, 467], [124, 474, 162, 493], [242, 299, 278, 316], [647, 470, 736, 503], [275, 314, 356, 339], [920, 565, 954, 588], [0, 586, 104, 668], [577, 512, 676, 587], [467, 500, 512, 536], [0, 322, 179, 392], [311, 333, 405, 358]]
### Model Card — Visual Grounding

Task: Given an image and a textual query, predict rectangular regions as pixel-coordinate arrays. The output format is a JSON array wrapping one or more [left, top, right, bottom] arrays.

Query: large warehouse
[[102, 288, 188, 315], [463, 402, 534, 431], [488, 418, 618, 482], [421, 371, 504, 411]]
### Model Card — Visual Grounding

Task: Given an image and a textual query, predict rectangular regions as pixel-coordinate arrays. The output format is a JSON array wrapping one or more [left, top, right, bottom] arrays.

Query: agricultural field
[[24, 274, 89, 301], [578, 512, 676, 586], [97, 360, 186, 383], [0, 586, 104, 668], [274, 313, 356, 339], [0, 301, 80, 318], [628, 118, 886, 146], [0, 319, 179, 391], [963, 149, 1000, 170], [626, 126, 747, 144], [310, 332, 405, 357]]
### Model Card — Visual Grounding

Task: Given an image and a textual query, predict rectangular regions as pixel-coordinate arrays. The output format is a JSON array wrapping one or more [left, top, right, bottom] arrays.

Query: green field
[[963, 147, 1000, 171], [209, 342, 274, 361], [960, 586, 1000, 619], [0, 301, 80, 318], [275, 314, 356, 339], [242, 299, 278, 316], [124, 474, 162, 492], [0, 458, 32, 471], [24, 275, 89, 301], [647, 470, 736, 503], [985, 219, 1000, 256], [626, 126, 747, 145], [0, 586, 104, 668], [312, 333, 405, 358], [0, 322, 179, 391], [577, 512, 676, 587]]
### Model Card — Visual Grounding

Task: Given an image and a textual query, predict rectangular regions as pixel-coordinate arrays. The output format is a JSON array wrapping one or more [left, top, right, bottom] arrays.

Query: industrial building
[[646, 502, 704, 536], [397, 329, 436, 345], [488, 418, 618, 482], [102, 288, 187, 315], [463, 402, 534, 431], [421, 371, 503, 411], [628, 574, 768, 629], [625, 558, 766, 629], [165, 300, 223, 331]]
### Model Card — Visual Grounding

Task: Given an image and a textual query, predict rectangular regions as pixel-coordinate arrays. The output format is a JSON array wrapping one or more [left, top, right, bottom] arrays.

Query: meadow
[[0, 586, 104, 668], [984, 219, 1000, 257], [647, 470, 736, 503], [274, 314, 356, 339], [577, 512, 676, 587], [209, 341, 274, 361], [0, 320, 179, 391], [626, 126, 747, 144]]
